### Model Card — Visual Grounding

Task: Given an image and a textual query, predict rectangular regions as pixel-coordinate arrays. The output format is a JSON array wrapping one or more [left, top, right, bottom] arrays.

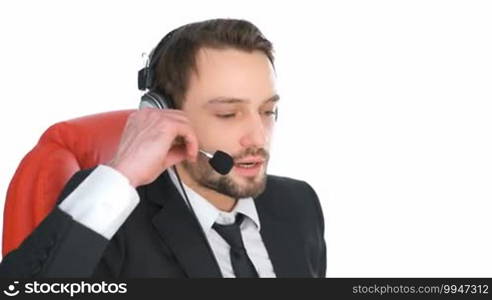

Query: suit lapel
[[254, 179, 311, 277], [144, 171, 309, 277], [146, 171, 222, 278]]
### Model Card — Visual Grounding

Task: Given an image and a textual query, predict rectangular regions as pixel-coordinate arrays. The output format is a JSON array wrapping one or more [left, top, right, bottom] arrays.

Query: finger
[[170, 122, 199, 161], [158, 109, 191, 124]]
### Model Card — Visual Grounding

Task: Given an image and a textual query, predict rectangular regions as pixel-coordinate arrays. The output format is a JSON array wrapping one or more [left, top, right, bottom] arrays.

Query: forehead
[[184, 47, 277, 107]]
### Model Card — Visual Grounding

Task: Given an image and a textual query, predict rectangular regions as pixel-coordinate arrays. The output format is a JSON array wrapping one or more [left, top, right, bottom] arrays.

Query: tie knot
[[212, 213, 245, 250]]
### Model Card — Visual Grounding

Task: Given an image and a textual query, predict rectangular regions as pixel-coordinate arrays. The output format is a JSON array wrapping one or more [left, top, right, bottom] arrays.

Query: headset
[[136, 26, 230, 275], [137, 27, 233, 175], [138, 28, 180, 110]]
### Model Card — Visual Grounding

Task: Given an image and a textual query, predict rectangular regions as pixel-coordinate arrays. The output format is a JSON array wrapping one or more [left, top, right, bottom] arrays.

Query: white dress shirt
[[59, 165, 276, 278], [167, 168, 275, 278]]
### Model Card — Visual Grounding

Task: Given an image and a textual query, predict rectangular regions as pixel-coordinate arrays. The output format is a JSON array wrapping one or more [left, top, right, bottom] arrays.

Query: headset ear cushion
[[139, 91, 173, 109]]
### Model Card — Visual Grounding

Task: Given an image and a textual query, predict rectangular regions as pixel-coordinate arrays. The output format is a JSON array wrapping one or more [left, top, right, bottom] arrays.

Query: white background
[[0, 0, 491, 276]]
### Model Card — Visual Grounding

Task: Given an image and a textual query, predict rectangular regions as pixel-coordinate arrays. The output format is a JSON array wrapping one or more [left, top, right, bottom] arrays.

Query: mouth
[[233, 157, 265, 176], [235, 161, 262, 168]]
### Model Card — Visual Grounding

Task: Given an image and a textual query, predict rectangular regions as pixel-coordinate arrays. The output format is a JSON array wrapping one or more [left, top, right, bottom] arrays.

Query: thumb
[[163, 144, 192, 169]]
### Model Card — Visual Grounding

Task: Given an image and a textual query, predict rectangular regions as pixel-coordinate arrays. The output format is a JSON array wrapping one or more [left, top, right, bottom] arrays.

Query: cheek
[[190, 114, 275, 151], [194, 121, 240, 150]]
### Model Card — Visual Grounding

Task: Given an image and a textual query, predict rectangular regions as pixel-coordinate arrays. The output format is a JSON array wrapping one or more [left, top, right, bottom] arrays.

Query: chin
[[229, 173, 267, 198]]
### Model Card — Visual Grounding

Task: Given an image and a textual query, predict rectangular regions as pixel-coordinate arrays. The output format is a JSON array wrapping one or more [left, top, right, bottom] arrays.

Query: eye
[[262, 108, 278, 120], [216, 113, 236, 119]]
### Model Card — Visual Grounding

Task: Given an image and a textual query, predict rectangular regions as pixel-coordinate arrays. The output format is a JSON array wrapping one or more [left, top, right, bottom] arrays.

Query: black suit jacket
[[0, 168, 326, 278]]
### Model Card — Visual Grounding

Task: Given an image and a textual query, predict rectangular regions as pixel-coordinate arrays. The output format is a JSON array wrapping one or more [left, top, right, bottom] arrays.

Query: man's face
[[180, 47, 278, 199]]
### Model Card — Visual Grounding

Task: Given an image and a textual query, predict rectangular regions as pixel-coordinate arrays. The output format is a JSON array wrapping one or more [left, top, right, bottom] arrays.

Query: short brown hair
[[154, 18, 274, 108]]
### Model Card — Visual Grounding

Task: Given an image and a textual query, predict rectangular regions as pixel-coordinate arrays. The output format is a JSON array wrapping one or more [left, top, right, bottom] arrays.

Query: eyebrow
[[204, 94, 280, 107]]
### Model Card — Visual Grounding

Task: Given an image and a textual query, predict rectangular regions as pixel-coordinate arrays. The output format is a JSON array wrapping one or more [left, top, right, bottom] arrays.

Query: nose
[[239, 114, 268, 149]]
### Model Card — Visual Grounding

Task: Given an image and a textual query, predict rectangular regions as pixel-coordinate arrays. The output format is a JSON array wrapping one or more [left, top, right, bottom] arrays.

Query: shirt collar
[[166, 168, 261, 231]]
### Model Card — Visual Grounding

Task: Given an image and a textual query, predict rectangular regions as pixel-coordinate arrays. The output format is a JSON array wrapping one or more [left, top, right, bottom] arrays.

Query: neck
[[174, 164, 237, 212]]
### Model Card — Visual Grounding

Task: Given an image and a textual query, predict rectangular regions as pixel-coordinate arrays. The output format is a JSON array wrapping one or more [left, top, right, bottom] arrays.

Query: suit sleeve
[[0, 168, 110, 277], [304, 181, 327, 278]]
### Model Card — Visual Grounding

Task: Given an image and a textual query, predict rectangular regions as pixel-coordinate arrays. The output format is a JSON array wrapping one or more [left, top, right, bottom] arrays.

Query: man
[[0, 19, 326, 278]]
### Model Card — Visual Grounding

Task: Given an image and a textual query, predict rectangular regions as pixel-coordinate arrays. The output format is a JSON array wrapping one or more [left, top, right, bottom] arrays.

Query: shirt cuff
[[59, 165, 139, 240]]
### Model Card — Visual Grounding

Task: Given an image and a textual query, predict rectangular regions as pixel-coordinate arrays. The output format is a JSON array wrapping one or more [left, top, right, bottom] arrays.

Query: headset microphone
[[199, 149, 234, 175]]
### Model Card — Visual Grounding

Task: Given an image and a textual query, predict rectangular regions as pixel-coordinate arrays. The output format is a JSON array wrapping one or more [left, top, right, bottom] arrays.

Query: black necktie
[[212, 213, 259, 278]]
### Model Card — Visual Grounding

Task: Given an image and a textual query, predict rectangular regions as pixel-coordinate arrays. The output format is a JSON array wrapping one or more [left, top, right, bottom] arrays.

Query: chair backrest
[[2, 110, 134, 256]]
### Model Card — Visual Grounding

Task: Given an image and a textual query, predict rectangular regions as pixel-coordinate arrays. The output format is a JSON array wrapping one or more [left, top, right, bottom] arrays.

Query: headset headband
[[138, 28, 180, 91]]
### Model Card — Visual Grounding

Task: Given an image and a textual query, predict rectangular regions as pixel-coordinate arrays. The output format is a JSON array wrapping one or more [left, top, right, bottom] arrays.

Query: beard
[[181, 147, 269, 199]]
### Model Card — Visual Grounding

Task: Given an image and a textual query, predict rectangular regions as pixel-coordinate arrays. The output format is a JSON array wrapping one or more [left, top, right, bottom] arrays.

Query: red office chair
[[2, 110, 134, 257]]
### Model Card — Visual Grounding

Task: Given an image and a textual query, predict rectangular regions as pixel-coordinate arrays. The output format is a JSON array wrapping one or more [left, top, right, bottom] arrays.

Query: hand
[[107, 108, 198, 187]]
